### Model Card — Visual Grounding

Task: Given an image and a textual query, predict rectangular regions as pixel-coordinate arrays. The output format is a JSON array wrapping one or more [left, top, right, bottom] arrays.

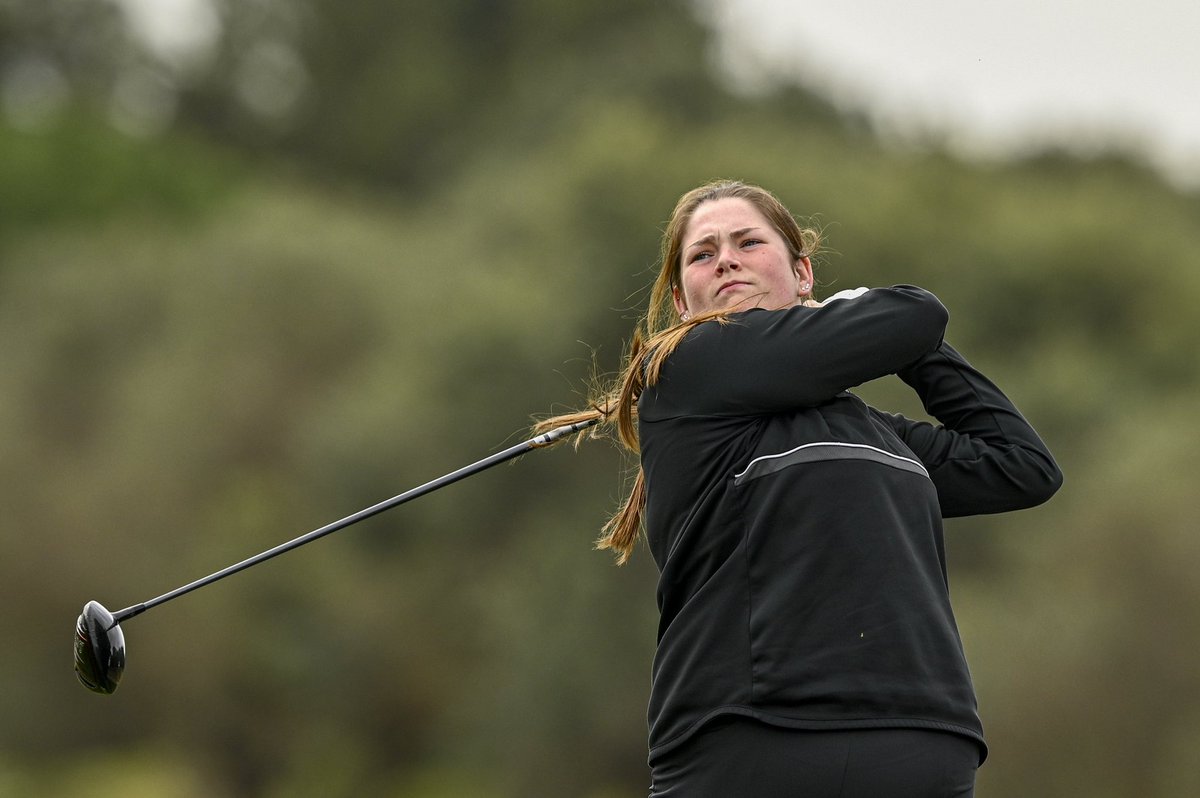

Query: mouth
[[716, 280, 750, 296]]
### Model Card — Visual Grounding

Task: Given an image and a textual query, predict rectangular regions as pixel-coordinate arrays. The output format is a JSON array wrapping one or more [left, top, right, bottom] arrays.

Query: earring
[[680, 311, 691, 322], [800, 282, 810, 291]]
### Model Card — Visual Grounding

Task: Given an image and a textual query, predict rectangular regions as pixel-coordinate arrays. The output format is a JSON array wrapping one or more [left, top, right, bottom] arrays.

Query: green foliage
[[0, 119, 241, 243], [2, 0, 1199, 796]]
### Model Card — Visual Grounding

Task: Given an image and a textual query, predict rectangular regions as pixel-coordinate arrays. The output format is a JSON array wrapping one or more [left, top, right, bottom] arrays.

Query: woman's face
[[672, 197, 812, 318]]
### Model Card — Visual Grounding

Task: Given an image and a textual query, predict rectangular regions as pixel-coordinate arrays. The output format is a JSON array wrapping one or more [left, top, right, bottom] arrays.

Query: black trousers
[[649, 717, 979, 797]]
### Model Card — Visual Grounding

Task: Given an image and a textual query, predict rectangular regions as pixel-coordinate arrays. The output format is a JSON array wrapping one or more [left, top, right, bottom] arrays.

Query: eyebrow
[[685, 227, 761, 251]]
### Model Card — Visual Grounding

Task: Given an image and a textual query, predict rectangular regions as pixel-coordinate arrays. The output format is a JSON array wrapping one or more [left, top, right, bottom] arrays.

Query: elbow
[[1019, 452, 1064, 508], [1042, 460, 1065, 503], [927, 295, 951, 349], [937, 454, 1063, 517], [921, 288, 951, 328], [961, 450, 1064, 516], [893, 285, 950, 356]]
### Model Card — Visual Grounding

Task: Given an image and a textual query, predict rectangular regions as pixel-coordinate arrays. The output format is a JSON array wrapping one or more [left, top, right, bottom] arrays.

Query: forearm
[[644, 285, 948, 418], [887, 341, 1063, 516]]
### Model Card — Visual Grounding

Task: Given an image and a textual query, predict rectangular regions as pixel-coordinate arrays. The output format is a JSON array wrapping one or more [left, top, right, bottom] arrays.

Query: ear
[[794, 256, 814, 296], [672, 284, 688, 318]]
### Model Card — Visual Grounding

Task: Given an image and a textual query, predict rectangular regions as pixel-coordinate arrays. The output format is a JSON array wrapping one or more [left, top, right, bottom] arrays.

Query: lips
[[717, 280, 751, 296]]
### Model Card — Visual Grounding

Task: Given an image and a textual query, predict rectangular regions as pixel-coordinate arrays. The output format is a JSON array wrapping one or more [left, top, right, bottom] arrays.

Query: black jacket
[[638, 286, 1062, 764]]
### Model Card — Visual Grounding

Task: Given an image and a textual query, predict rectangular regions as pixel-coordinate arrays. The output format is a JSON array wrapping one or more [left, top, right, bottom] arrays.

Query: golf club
[[74, 416, 599, 695]]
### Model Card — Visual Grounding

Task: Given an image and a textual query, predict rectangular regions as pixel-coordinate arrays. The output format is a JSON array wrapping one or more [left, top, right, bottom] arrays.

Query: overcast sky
[[712, 0, 1200, 188]]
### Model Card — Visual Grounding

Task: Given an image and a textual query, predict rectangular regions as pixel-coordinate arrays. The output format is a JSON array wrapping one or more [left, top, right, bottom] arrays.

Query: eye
[[740, 238, 763, 248], [689, 250, 712, 264]]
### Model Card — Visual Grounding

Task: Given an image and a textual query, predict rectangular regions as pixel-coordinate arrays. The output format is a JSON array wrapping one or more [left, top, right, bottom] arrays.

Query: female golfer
[[540, 180, 1062, 796]]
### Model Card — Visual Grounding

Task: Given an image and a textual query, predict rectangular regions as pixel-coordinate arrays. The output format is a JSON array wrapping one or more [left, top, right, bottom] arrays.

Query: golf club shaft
[[111, 417, 599, 625]]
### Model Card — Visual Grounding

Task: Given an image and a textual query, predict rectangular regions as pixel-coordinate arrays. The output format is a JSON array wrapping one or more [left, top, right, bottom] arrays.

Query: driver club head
[[75, 600, 125, 694]]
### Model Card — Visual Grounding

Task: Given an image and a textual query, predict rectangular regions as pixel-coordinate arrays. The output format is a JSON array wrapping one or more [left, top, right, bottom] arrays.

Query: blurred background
[[2, 1, 1198, 796]]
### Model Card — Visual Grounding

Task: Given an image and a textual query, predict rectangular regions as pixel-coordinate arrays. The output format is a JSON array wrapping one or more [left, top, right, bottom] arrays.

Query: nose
[[715, 243, 740, 273]]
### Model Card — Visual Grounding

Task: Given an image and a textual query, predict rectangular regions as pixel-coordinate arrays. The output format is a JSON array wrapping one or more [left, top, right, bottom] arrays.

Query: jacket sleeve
[[873, 341, 1064, 517], [641, 285, 949, 419]]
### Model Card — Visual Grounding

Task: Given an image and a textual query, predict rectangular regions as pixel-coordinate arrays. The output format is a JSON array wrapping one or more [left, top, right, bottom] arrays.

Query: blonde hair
[[535, 180, 821, 564]]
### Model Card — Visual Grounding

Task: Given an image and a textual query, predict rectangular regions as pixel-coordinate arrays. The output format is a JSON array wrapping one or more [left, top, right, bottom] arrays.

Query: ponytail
[[534, 310, 732, 564]]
